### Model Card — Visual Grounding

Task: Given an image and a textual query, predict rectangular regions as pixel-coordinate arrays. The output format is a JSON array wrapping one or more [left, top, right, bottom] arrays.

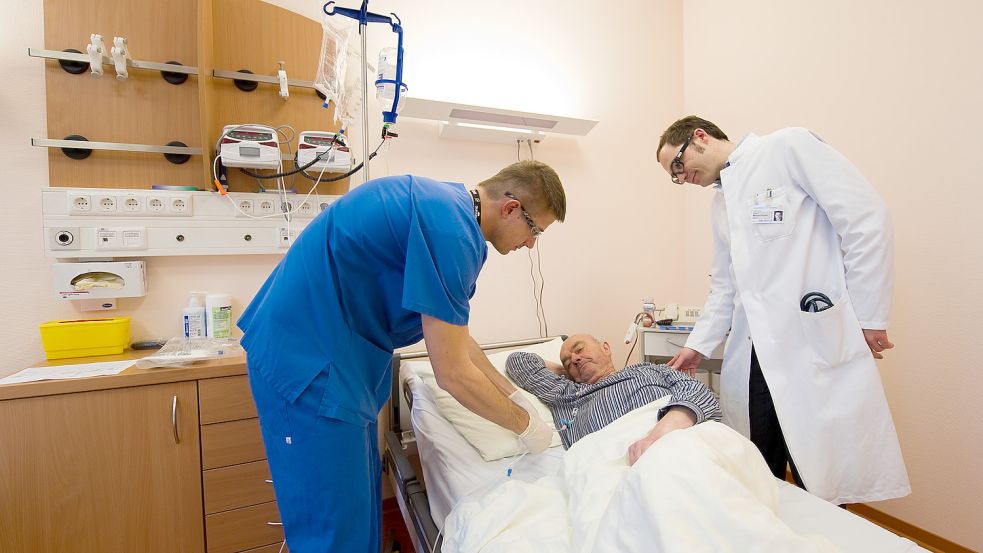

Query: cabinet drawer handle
[[171, 395, 180, 444], [267, 521, 283, 526], [265, 479, 274, 484]]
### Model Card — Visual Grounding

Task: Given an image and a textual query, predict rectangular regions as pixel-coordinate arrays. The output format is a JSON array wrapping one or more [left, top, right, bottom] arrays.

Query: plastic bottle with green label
[[205, 293, 233, 339]]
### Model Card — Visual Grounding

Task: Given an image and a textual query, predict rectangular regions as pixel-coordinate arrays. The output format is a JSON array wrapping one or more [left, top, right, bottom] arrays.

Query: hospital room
[[1, 0, 981, 551]]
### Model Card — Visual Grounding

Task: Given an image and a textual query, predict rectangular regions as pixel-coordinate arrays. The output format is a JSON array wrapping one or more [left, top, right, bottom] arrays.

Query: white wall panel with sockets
[[42, 188, 341, 258]]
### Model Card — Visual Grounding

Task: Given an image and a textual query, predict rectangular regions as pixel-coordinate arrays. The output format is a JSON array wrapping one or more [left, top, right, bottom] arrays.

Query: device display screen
[[304, 135, 337, 146], [228, 131, 274, 141], [238, 146, 261, 157]]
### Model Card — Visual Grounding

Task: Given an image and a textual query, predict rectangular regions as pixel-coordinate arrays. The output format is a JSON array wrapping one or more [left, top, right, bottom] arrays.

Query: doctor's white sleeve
[[784, 128, 893, 329], [686, 194, 737, 357]]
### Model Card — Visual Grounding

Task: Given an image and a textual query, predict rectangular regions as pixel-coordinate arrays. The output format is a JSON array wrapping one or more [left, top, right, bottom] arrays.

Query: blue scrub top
[[238, 176, 487, 424]]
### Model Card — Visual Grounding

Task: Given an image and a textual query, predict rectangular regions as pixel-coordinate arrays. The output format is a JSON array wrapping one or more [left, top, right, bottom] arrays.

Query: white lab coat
[[685, 128, 910, 505]]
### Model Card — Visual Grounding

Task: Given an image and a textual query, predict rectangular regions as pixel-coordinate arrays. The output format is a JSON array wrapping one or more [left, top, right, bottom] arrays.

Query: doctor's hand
[[862, 329, 895, 360], [668, 347, 704, 377], [627, 407, 697, 465], [511, 390, 552, 454]]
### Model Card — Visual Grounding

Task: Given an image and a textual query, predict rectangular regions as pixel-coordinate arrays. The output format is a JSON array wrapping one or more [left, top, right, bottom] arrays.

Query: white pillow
[[404, 337, 564, 461]]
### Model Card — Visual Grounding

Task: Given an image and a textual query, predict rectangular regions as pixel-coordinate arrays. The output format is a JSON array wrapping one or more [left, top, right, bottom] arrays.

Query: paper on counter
[[0, 360, 135, 385]]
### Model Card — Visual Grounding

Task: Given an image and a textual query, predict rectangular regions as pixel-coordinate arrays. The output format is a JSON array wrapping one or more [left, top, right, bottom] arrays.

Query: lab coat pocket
[[798, 294, 868, 368]]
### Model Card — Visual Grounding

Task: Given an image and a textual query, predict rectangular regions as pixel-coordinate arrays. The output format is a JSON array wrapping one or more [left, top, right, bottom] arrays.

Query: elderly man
[[506, 334, 720, 465]]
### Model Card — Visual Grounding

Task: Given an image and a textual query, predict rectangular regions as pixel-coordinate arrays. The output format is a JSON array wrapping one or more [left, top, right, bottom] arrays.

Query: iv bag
[[314, 14, 361, 130]]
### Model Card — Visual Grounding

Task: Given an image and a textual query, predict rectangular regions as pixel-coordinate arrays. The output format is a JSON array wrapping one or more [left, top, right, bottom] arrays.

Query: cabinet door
[[0, 381, 204, 553]]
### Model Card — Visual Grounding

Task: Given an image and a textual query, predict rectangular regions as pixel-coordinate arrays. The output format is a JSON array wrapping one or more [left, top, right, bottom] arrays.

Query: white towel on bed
[[441, 401, 840, 553]]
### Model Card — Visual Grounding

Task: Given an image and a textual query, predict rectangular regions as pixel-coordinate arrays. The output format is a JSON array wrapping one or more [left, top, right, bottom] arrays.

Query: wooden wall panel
[[40, 0, 348, 194], [42, 0, 202, 189], [207, 0, 349, 195]]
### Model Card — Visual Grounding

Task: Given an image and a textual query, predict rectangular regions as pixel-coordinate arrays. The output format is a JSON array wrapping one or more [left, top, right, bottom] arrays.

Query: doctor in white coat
[[655, 116, 910, 505]]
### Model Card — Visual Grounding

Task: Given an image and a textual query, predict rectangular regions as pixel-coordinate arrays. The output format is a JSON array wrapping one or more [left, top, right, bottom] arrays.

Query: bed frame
[[383, 336, 563, 553]]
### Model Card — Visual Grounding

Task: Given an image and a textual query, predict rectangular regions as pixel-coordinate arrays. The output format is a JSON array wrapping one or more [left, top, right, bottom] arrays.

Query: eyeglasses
[[503, 191, 543, 237], [670, 135, 693, 184]]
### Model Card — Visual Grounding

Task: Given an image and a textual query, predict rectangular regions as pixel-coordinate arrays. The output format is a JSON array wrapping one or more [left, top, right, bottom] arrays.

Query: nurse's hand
[[511, 390, 552, 453], [863, 329, 894, 360], [668, 347, 704, 377]]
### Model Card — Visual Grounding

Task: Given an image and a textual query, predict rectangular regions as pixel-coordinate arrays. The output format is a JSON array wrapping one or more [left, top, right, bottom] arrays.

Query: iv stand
[[324, 1, 406, 185]]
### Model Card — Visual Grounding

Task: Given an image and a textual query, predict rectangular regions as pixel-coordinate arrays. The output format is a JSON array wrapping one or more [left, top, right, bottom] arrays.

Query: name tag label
[[751, 205, 785, 224]]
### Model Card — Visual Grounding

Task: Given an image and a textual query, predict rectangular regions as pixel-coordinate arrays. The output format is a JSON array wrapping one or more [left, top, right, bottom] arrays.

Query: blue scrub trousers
[[249, 367, 382, 553]]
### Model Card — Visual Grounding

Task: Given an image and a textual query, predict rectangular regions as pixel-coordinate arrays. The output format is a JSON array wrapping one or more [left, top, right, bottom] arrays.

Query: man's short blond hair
[[478, 160, 566, 222]]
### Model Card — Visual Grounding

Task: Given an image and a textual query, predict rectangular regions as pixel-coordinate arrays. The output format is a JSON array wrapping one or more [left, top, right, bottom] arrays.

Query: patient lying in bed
[[507, 333, 720, 464]]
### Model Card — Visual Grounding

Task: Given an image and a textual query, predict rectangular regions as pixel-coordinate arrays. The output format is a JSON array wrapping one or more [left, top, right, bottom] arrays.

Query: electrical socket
[[235, 198, 255, 217], [121, 196, 143, 213], [169, 196, 190, 214], [49, 227, 80, 250], [95, 195, 117, 212], [68, 195, 91, 213], [147, 197, 166, 213], [258, 199, 275, 215], [281, 201, 294, 215], [297, 201, 315, 218], [319, 201, 330, 212]]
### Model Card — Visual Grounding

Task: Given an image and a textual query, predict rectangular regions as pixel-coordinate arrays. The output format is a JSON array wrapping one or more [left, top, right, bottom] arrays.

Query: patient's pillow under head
[[404, 337, 564, 461]]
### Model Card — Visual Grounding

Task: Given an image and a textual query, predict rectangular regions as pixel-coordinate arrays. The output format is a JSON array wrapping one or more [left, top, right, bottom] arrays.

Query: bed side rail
[[384, 430, 442, 552]]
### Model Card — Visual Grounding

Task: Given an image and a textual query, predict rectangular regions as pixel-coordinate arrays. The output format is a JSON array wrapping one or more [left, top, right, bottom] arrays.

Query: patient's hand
[[627, 407, 697, 465]]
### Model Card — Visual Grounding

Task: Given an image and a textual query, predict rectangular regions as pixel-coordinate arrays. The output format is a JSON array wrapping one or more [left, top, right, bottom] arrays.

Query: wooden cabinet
[[0, 381, 204, 553], [0, 367, 285, 553]]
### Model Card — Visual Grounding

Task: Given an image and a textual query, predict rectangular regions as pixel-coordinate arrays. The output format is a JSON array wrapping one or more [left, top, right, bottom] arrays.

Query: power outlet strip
[[42, 188, 341, 258], [69, 191, 192, 217]]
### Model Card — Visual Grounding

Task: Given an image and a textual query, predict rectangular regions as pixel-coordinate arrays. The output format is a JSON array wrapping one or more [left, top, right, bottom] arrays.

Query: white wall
[[1, 0, 685, 379], [679, 1, 983, 549]]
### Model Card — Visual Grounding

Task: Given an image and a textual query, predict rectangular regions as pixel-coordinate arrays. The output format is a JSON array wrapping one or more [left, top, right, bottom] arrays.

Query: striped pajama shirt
[[506, 351, 721, 449]]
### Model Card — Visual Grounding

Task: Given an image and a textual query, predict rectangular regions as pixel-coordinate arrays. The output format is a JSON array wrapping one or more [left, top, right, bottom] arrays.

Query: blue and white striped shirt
[[506, 352, 721, 449]]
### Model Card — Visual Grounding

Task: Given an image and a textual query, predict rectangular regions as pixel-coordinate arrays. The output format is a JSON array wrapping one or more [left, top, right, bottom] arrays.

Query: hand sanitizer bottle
[[182, 292, 206, 339]]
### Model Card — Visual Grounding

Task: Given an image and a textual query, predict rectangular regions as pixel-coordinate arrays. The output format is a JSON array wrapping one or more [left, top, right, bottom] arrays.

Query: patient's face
[[560, 335, 614, 385]]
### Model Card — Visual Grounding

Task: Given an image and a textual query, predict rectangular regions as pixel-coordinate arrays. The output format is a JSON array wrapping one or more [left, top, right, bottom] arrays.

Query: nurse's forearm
[[466, 335, 518, 396], [439, 363, 529, 434], [422, 315, 528, 434]]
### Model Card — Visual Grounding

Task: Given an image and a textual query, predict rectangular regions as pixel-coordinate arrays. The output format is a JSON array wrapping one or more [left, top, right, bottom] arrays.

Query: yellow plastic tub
[[39, 317, 131, 360]]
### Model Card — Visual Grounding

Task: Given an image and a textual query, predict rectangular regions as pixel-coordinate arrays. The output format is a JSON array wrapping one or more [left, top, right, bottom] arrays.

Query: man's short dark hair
[[657, 116, 730, 160]]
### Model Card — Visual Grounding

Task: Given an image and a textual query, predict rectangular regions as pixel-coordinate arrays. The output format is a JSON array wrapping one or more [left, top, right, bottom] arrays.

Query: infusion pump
[[219, 125, 282, 170], [296, 131, 353, 173]]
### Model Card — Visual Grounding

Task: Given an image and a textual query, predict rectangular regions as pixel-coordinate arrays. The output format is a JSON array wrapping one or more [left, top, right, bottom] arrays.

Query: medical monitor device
[[296, 131, 353, 173], [219, 125, 281, 170]]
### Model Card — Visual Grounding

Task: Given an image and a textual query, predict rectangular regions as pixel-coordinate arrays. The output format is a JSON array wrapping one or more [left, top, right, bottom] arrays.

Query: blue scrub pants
[[248, 367, 382, 553]]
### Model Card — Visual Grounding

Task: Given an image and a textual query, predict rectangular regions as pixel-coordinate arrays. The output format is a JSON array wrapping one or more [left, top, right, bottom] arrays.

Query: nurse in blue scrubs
[[238, 161, 566, 553]]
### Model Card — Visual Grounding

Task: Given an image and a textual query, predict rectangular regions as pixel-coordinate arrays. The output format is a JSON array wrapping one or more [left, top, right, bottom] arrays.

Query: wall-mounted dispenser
[[52, 261, 147, 311]]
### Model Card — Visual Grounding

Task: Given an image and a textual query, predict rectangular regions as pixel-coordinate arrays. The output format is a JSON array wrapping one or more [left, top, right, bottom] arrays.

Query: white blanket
[[441, 402, 841, 553]]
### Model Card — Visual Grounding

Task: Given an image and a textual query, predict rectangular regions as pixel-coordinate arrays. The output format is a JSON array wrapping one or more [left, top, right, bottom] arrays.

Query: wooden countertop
[[0, 350, 248, 401]]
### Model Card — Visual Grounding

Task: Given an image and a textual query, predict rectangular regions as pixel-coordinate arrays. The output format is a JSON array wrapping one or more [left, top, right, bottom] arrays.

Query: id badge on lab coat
[[751, 205, 785, 224], [751, 189, 785, 224]]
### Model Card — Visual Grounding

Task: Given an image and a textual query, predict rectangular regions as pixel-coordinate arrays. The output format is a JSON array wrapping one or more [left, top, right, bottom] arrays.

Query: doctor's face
[[657, 132, 720, 187], [560, 334, 616, 384]]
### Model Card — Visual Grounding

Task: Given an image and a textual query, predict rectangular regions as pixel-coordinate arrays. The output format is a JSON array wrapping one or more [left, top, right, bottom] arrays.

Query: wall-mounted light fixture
[[399, 97, 597, 144]]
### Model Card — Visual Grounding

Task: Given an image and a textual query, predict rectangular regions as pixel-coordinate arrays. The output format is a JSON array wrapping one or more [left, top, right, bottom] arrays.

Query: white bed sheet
[[401, 366, 926, 553]]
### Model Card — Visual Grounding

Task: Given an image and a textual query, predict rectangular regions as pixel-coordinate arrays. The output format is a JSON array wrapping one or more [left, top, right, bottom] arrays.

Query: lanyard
[[470, 188, 481, 225]]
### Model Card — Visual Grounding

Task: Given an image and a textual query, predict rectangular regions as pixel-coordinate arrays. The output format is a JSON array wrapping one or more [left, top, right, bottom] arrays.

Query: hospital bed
[[382, 337, 927, 553]]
